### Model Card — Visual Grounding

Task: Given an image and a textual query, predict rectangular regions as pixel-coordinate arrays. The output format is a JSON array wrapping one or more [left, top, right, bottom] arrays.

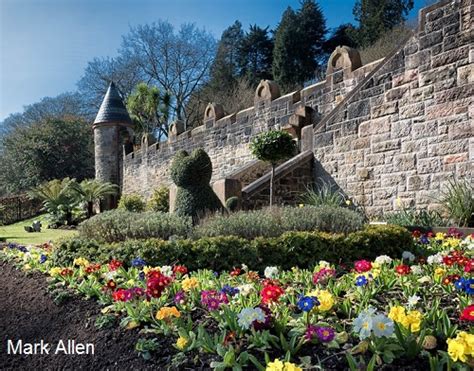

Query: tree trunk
[[270, 163, 275, 207], [87, 201, 94, 218]]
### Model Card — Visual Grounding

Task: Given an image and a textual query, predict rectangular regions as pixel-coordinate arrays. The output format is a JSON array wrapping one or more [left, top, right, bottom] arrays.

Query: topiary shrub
[[118, 194, 146, 212], [147, 186, 170, 213], [170, 149, 223, 220]]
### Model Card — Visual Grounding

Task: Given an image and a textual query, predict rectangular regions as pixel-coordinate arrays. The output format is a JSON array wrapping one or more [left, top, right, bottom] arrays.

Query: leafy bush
[[78, 209, 192, 243], [147, 187, 170, 213], [170, 149, 222, 220], [118, 194, 146, 212], [52, 224, 413, 271], [384, 208, 446, 227], [194, 206, 364, 239], [438, 178, 474, 227]]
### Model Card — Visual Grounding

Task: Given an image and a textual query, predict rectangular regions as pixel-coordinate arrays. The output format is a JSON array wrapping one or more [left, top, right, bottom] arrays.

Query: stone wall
[[122, 0, 472, 216], [308, 0, 473, 216]]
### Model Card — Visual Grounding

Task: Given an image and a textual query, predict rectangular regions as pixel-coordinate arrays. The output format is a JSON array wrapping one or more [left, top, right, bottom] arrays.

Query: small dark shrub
[[225, 196, 240, 212], [170, 149, 222, 220], [118, 194, 146, 212], [78, 209, 192, 243]]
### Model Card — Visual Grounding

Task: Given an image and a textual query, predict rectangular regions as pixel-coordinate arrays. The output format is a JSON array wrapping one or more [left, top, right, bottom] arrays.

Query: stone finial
[[254, 80, 281, 104], [326, 46, 362, 77], [204, 103, 225, 122], [170, 120, 185, 137]]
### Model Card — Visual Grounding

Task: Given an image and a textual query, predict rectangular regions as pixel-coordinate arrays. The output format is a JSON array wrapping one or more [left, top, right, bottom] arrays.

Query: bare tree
[[120, 21, 216, 127]]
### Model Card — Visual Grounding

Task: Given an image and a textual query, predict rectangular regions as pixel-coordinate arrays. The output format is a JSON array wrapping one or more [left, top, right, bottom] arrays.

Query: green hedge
[[53, 224, 413, 271]]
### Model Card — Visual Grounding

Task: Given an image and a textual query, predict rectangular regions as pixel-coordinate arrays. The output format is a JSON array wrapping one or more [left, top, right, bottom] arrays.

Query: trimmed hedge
[[53, 224, 413, 272], [78, 210, 192, 243]]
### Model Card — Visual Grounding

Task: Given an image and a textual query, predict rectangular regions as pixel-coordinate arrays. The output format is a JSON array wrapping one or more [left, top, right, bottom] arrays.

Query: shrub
[[384, 208, 446, 227], [147, 187, 169, 213], [52, 224, 413, 272], [301, 180, 346, 207], [78, 209, 192, 243], [170, 149, 222, 220], [118, 194, 146, 212], [194, 206, 364, 239]]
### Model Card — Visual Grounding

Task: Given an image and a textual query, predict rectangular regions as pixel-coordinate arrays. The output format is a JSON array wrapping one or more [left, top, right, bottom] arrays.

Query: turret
[[93, 81, 133, 210]]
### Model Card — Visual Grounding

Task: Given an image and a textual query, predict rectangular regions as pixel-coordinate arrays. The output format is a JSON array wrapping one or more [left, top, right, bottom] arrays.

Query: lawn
[[0, 215, 77, 244]]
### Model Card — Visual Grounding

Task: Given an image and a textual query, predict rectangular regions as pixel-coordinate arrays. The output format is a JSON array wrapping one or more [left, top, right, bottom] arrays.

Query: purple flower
[[305, 325, 318, 340], [131, 257, 147, 268], [316, 326, 335, 342], [221, 285, 239, 296], [355, 275, 368, 286], [174, 291, 186, 305], [39, 254, 47, 264]]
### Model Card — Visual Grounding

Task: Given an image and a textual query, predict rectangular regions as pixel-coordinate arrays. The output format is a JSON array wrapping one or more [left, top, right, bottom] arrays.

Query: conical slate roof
[[93, 82, 133, 126]]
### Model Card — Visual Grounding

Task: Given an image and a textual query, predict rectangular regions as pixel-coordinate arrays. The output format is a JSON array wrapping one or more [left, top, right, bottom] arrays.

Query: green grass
[[0, 215, 77, 245]]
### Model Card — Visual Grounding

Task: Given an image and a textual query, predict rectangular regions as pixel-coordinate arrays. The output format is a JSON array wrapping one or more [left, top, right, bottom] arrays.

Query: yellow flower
[[388, 306, 406, 324], [143, 266, 159, 274], [298, 203, 304, 208], [266, 359, 284, 371], [182, 277, 199, 291], [176, 336, 188, 350], [434, 267, 445, 280], [73, 257, 89, 267], [49, 267, 62, 277], [23, 264, 31, 271], [156, 306, 181, 320], [434, 232, 445, 241], [308, 289, 335, 312], [458, 332, 474, 355], [126, 279, 135, 287], [266, 359, 301, 371], [405, 310, 422, 332], [283, 362, 302, 371], [447, 338, 468, 363], [345, 199, 352, 205]]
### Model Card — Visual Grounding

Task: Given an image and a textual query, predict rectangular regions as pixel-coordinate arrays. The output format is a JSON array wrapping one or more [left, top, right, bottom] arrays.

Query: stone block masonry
[[122, 0, 472, 216]]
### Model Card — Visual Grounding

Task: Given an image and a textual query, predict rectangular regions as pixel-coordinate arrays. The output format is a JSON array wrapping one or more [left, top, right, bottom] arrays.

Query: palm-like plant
[[72, 179, 119, 218], [28, 178, 80, 226]]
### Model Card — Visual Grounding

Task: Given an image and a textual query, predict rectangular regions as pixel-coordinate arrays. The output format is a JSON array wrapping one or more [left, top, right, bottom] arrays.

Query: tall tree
[[238, 25, 273, 83], [209, 21, 244, 90], [353, 0, 414, 47], [126, 83, 171, 142], [272, 7, 300, 92], [120, 21, 216, 125], [323, 24, 359, 53], [272, 1, 327, 91], [0, 118, 94, 195]]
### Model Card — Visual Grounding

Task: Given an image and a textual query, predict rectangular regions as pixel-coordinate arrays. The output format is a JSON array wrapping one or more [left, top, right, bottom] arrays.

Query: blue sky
[[0, 0, 427, 121]]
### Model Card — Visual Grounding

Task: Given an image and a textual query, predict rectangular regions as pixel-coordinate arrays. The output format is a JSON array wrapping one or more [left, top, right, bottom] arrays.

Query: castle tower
[[93, 81, 133, 210]]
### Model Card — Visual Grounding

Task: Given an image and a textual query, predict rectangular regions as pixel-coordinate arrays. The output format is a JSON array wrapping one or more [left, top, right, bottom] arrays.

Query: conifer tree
[[238, 25, 273, 83]]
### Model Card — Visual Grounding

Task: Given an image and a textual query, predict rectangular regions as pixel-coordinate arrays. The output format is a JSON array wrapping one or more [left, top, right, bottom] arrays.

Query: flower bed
[[1, 230, 473, 369]]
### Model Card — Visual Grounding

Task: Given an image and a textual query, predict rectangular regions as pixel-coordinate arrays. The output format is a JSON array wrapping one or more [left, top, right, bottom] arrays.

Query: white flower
[[410, 265, 422, 275], [237, 284, 254, 296], [264, 266, 279, 279], [160, 265, 172, 276], [407, 294, 421, 307], [374, 255, 392, 265], [103, 271, 117, 280], [318, 260, 330, 268], [402, 251, 415, 262], [418, 276, 431, 283], [241, 264, 249, 272], [427, 253, 443, 265]]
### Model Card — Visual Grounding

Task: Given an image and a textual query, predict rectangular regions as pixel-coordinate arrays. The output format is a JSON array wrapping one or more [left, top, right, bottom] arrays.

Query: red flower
[[460, 305, 474, 321], [260, 284, 284, 304], [146, 273, 171, 298], [395, 264, 411, 275], [112, 288, 132, 302], [60, 268, 73, 277], [412, 230, 421, 238], [354, 260, 372, 273], [464, 259, 474, 273], [230, 267, 242, 276], [85, 263, 101, 274], [442, 256, 454, 266], [173, 265, 188, 275], [106, 279, 117, 290], [313, 267, 336, 284], [108, 259, 123, 271]]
